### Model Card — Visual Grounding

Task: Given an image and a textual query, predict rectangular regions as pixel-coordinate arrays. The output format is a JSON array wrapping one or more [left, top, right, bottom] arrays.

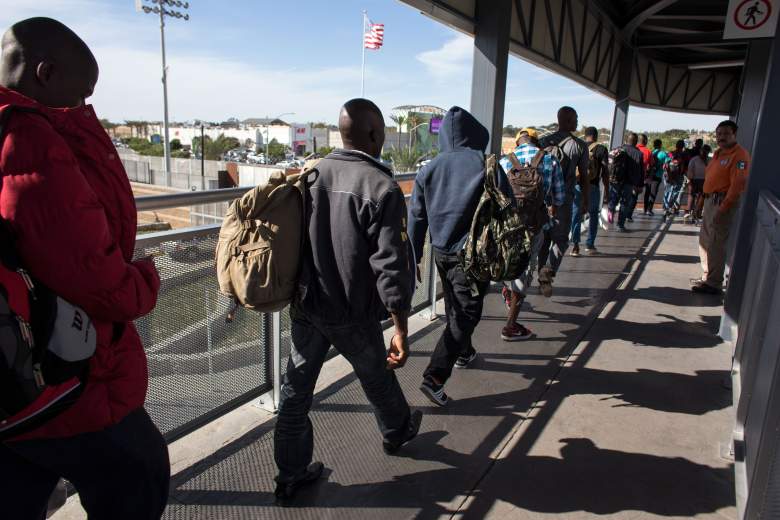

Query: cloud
[[416, 34, 473, 79], [90, 45, 368, 123]]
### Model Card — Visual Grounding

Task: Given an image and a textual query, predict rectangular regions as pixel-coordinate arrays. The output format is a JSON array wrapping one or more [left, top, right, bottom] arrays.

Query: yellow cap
[[516, 127, 538, 141]]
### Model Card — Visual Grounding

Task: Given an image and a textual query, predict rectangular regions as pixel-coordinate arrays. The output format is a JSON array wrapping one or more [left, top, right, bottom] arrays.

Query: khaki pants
[[698, 196, 735, 288]]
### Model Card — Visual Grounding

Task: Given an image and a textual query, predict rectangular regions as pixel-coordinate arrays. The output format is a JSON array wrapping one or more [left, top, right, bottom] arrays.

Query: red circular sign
[[734, 0, 772, 30]]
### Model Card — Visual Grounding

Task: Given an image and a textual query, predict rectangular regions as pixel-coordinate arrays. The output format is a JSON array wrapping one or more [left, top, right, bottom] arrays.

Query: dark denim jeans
[[424, 252, 488, 384], [644, 180, 660, 213], [1, 408, 170, 520], [274, 308, 411, 483], [571, 183, 602, 248], [608, 183, 634, 227], [539, 194, 573, 275]]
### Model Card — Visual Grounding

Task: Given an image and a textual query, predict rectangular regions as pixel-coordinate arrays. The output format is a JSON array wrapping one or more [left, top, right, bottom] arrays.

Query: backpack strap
[[530, 149, 546, 170]]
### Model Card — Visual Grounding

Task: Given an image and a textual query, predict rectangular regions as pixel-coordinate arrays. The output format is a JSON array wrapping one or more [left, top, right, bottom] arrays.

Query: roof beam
[[637, 31, 744, 48], [651, 14, 726, 22], [623, 0, 682, 37]]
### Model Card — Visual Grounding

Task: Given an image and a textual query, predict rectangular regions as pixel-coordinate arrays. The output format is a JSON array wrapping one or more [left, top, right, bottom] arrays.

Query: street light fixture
[[265, 112, 294, 164], [136, 0, 190, 185]]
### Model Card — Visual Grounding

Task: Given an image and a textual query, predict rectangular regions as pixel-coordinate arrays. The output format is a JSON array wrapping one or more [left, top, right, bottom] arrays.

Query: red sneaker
[[501, 323, 533, 341]]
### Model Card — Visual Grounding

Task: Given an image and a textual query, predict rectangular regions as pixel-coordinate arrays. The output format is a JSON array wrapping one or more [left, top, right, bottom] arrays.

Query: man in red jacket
[[0, 18, 168, 519]]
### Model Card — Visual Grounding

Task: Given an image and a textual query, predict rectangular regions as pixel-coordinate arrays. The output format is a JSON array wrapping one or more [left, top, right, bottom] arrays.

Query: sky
[[0, 0, 725, 132]]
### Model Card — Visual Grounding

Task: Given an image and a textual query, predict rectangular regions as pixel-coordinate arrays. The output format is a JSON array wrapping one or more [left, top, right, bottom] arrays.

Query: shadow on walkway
[[161, 216, 733, 520]]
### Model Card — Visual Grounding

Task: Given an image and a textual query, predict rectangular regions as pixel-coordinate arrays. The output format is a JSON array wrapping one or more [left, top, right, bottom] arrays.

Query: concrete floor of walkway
[[150, 215, 735, 519], [53, 214, 736, 520]]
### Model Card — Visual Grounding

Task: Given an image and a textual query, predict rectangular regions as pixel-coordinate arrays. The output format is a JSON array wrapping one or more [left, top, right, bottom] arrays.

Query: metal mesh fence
[[135, 232, 270, 440]]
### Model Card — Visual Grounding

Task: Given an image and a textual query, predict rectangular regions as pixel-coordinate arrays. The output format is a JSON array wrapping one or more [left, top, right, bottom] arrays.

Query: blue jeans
[[609, 183, 634, 227], [274, 308, 411, 483], [571, 183, 602, 247], [663, 180, 683, 211]]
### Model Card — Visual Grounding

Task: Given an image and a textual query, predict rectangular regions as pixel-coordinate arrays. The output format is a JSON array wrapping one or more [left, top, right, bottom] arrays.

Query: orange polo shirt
[[703, 143, 750, 211]]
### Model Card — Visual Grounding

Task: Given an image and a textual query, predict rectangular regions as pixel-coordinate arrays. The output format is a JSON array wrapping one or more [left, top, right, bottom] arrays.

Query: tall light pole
[[137, 0, 190, 185], [265, 112, 294, 164]]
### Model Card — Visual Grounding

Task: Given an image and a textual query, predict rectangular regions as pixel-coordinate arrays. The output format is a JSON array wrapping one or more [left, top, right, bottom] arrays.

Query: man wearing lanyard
[[692, 121, 750, 295]]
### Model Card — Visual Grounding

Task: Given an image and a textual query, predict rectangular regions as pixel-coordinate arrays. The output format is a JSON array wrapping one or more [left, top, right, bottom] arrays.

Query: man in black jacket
[[274, 98, 421, 505], [408, 106, 513, 407]]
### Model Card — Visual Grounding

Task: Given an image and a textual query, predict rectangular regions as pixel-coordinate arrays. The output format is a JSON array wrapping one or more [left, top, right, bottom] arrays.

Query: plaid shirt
[[500, 143, 565, 207]]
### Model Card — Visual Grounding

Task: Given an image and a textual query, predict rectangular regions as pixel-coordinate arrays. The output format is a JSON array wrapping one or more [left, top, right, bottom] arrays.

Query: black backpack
[[608, 147, 630, 185], [0, 107, 96, 439]]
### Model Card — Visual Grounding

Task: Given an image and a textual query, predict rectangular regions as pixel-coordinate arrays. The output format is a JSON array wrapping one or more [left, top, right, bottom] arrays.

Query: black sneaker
[[420, 377, 449, 406], [571, 244, 581, 257], [617, 225, 628, 232], [627, 216, 634, 223], [585, 245, 597, 255], [383, 410, 423, 455], [454, 350, 477, 369], [691, 282, 723, 295], [274, 461, 324, 507]]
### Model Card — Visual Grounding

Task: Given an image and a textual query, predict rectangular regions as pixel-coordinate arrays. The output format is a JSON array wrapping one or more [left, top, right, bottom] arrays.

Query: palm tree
[[389, 114, 406, 151], [405, 113, 424, 151]]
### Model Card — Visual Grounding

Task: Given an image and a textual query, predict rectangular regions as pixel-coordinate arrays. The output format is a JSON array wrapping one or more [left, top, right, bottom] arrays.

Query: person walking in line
[[0, 18, 168, 519], [570, 127, 608, 256], [663, 140, 689, 218], [274, 98, 421, 504], [685, 144, 711, 224], [607, 133, 644, 232], [630, 133, 653, 220], [538, 107, 589, 282], [408, 106, 513, 406], [645, 139, 668, 215], [692, 121, 750, 295], [500, 127, 565, 339]]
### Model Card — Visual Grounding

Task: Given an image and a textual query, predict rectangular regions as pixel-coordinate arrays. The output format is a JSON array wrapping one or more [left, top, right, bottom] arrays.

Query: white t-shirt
[[688, 156, 707, 180]]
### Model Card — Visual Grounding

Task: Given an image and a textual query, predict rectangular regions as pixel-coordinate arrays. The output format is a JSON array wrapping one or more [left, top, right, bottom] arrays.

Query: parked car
[[246, 152, 267, 164]]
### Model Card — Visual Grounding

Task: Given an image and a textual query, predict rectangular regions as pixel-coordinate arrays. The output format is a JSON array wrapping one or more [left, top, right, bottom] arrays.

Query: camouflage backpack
[[459, 155, 532, 286], [504, 150, 547, 236]]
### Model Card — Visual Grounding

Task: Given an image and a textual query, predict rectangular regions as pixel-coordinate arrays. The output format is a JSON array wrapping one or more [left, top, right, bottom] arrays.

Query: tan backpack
[[216, 160, 319, 316]]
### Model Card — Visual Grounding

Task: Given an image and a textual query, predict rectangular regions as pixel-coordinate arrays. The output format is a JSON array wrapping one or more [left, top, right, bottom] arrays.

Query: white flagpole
[[361, 10, 367, 97]]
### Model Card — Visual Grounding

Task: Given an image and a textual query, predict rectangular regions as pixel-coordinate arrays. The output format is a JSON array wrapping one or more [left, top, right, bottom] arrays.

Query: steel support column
[[470, 0, 511, 155], [610, 46, 634, 149], [724, 37, 780, 337], [734, 41, 772, 156]]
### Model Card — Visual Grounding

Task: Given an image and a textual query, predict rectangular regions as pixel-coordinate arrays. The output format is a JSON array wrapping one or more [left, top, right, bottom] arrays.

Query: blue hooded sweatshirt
[[407, 106, 512, 259]]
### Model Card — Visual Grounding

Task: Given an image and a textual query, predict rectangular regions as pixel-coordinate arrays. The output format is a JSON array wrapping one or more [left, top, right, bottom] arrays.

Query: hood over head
[[438, 106, 489, 153]]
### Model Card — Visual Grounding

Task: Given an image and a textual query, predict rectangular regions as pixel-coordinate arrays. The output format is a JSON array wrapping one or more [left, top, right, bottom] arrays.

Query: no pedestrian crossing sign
[[724, 0, 780, 39]]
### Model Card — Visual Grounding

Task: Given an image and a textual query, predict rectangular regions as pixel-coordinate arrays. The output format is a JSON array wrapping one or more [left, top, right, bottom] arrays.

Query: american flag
[[364, 22, 384, 50]]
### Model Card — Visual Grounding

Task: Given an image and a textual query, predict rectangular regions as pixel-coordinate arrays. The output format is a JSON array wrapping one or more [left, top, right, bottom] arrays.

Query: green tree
[[405, 113, 424, 151], [126, 137, 164, 157], [192, 134, 241, 160], [100, 118, 118, 137], [170, 138, 182, 151], [389, 114, 406, 151], [317, 146, 335, 156], [388, 147, 426, 173], [266, 138, 287, 163]]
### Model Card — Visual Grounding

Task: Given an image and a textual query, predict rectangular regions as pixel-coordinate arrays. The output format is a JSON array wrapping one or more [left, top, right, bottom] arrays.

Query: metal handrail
[[136, 187, 250, 211], [136, 224, 221, 249]]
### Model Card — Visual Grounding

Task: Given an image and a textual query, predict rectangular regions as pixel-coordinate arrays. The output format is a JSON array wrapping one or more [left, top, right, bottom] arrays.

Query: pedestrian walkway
[[144, 215, 732, 519], [52, 215, 734, 520]]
